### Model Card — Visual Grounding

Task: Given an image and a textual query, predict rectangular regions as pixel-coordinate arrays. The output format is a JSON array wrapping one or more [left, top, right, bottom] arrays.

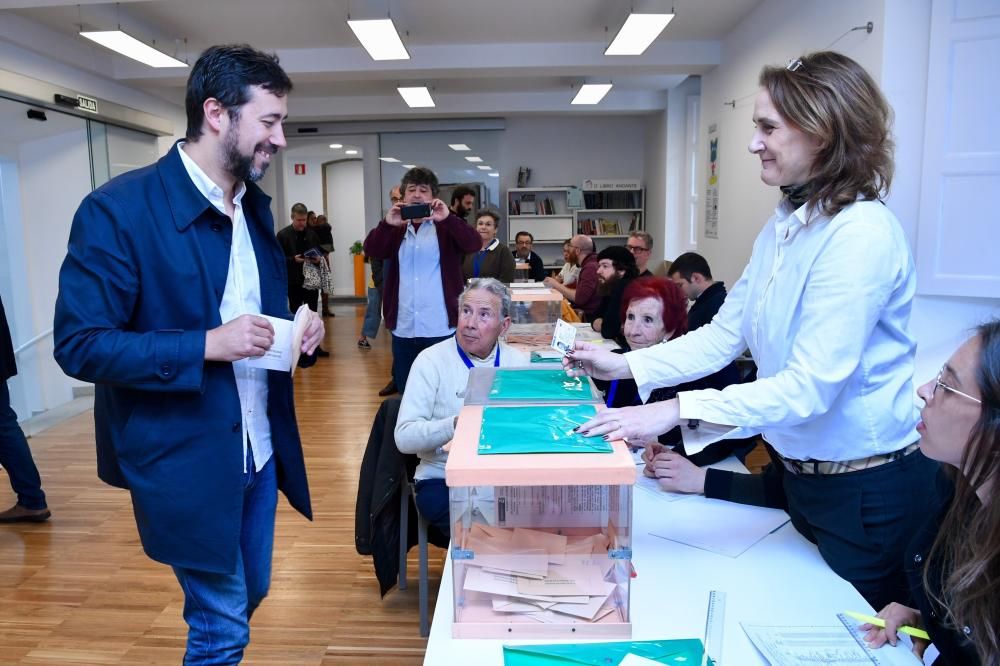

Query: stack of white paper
[[649, 496, 790, 557], [461, 526, 620, 622]]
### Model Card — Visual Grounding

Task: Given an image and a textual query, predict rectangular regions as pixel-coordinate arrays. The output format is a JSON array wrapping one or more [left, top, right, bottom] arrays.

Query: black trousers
[[287, 284, 319, 313], [782, 448, 940, 611]]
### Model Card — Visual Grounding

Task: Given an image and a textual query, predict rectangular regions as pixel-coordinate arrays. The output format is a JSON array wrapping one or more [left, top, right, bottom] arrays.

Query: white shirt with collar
[[627, 198, 918, 462], [178, 143, 272, 473]]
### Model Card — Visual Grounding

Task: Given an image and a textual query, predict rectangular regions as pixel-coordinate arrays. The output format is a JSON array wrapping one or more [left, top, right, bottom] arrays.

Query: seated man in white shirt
[[394, 278, 529, 538]]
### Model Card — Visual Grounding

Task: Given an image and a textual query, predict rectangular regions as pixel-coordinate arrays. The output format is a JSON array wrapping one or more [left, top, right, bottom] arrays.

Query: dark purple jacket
[[363, 214, 481, 331]]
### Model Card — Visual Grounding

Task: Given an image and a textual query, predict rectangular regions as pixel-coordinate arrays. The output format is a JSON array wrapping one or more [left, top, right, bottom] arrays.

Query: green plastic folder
[[502, 638, 707, 665], [489, 368, 590, 401], [478, 405, 613, 455]]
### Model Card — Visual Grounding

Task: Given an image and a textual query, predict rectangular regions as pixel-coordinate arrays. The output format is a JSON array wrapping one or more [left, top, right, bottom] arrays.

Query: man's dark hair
[[185, 44, 292, 140], [515, 231, 534, 243], [597, 246, 639, 280], [450, 185, 477, 207], [668, 252, 713, 281], [291, 202, 308, 216], [400, 166, 440, 196]]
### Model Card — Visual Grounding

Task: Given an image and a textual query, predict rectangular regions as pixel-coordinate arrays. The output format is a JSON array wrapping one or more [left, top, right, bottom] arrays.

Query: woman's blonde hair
[[759, 51, 894, 217]]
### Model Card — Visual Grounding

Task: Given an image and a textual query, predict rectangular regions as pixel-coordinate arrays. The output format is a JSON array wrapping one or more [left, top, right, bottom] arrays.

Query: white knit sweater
[[395, 337, 529, 480]]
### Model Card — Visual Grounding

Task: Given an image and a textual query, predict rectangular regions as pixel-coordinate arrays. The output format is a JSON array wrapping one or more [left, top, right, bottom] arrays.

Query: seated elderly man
[[395, 278, 528, 537]]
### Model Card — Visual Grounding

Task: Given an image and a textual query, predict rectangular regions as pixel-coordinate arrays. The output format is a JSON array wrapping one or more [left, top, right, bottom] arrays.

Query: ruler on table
[[702, 590, 726, 666], [837, 612, 922, 665]]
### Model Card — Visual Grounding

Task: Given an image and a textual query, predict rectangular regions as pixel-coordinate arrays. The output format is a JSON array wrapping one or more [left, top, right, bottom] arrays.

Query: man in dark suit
[[512, 230, 547, 282], [0, 295, 50, 523], [54, 45, 323, 663]]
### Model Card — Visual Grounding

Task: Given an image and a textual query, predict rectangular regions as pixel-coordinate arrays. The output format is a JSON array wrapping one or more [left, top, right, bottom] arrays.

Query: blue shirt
[[394, 221, 453, 338]]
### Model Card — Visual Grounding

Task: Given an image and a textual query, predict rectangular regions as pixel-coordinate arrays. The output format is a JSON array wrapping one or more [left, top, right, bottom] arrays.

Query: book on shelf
[[599, 219, 621, 235], [520, 194, 537, 214], [582, 190, 642, 209]]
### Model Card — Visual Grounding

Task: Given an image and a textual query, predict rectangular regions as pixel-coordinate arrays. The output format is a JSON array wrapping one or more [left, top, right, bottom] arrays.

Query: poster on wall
[[705, 123, 719, 239]]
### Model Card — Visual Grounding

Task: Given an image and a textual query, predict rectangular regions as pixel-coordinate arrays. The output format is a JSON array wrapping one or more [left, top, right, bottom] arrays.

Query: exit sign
[[294, 163, 306, 175]]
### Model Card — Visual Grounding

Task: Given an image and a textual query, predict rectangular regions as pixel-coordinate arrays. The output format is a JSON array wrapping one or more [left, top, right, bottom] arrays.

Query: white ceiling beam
[[288, 89, 670, 120], [112, 39, 721, 82]]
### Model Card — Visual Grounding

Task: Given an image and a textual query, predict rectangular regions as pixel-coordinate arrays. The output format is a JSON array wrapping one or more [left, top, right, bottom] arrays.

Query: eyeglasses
[[626, 244, 650, 254], [933, 369, 981, 405]]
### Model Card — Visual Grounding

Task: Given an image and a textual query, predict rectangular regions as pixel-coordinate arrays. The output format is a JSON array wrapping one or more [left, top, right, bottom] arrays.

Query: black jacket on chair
[[355, 396, 419, 596]]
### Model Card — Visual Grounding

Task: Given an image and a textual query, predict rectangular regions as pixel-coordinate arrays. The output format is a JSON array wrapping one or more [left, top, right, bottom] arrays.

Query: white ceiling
[[1, 0, 762, 120]]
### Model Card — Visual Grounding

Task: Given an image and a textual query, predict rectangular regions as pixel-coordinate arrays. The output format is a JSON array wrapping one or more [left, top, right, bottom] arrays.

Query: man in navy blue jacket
[[54, 45, 323, 664]]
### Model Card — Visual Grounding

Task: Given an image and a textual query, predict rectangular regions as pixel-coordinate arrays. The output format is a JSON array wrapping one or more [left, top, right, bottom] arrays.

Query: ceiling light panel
[[477, 165, 492, 170], [449, 144, 470, 151], [347, 18, 410, 60], [329, 143, 343, 149], [397, 86, 435, 108], [571, 84, 613, 105], [79, 30, 187, 68], [465, 156, 483, 163], [379, 157, 401, 162], [604, 13, 674, 56]]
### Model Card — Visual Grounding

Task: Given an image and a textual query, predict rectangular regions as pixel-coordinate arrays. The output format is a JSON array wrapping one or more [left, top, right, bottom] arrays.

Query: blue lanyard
[[605, 380, 641, 407], [473, 249, 487, 277], [456, 341, 501, 369]]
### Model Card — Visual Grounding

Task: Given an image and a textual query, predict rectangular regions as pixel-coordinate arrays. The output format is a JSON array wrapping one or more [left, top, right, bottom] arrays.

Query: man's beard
[[223, 126, 275, 183], [597, 274, 619, 298]]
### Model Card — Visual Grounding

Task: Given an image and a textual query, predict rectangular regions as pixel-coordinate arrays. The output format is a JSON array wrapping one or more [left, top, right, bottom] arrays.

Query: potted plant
[[350, 241, 365, 297]]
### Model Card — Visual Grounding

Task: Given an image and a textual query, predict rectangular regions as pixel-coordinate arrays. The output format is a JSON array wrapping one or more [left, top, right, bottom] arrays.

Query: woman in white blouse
[[566, 51, 939, 610]]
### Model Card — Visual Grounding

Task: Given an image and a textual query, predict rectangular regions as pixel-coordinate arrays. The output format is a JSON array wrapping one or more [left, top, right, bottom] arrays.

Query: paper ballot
[[246, 305, 311, 374]]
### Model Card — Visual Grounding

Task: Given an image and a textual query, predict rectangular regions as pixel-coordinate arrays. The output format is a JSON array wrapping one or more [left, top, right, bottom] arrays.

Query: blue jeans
[[391, 333, 453, 393], [0, 379, 46, 510], [172, 447, 277, 665], [414, 478, 451, 538], [361, 287, 382, 339]]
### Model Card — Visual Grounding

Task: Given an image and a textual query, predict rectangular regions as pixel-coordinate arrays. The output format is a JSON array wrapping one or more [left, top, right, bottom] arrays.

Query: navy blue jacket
[[54, 144, 312, 574]]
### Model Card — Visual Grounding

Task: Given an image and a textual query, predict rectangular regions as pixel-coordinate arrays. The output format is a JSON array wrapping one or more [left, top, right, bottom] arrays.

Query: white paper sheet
[[246, 305, 311, 373], [634, 473, 697, 504], [649, 496, 790, 558], [742, 623, 921, 666]]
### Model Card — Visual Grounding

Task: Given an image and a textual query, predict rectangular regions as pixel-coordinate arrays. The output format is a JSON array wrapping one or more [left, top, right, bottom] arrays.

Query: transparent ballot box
[[463, 366, 603, 406], [445, 402, 636, 638], [508, 285, 563, 324]]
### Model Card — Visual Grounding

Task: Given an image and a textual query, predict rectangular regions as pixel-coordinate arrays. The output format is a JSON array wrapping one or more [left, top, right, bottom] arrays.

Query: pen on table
[[845, 611, 931, 641]]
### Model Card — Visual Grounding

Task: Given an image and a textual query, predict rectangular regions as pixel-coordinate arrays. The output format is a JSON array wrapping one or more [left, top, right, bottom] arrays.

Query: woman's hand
[[641, 442, 667, 477], [861, 603, 928, 658], [562, 342, 631, 381], [650, 451, 707, 494], [576, 399, 680, 444]]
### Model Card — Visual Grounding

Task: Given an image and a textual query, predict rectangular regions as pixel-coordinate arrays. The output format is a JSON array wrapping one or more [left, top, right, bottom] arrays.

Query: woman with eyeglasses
[[563, 51, 939, 610], [861, 320, 999, 665]]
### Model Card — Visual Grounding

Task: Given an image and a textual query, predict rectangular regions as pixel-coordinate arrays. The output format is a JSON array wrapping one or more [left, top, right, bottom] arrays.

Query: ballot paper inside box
[[446, 404, 636, 639]]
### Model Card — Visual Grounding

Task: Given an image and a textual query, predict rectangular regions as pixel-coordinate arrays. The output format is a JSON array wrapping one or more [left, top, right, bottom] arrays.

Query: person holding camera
[[363, 166, 481, 392]]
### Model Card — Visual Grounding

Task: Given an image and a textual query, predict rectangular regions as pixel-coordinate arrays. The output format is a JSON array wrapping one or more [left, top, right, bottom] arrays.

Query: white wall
[[663, 76, 703, 263], [324, 160, 366, 294], [499, 116, 648, 194], [696, 0, 998, 387], [643, 110, 668, 270]]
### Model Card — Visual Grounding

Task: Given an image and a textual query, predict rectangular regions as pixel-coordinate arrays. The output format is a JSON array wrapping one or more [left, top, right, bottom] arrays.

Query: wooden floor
[[1, 305, 770, 664], [0, 303, 444, 665]]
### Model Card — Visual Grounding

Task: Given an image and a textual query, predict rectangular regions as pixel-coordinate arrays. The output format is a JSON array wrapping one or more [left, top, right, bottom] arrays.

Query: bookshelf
[[573, 188, 644, 240], [505, 183, 645, 270], [506, 187, 574, 269]]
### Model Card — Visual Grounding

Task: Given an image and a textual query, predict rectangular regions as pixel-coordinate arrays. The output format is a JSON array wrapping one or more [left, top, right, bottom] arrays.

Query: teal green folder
[[489, 368, 590, 401], [478, 405, 613, 455], [502, 638, 707, 665]]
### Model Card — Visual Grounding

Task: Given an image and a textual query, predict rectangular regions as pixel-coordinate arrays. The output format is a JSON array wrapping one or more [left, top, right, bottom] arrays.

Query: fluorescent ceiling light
[[345, 149, 359, 155], [488, 172, 499, 177], [402, 164, 416, 168], [397, 86, 435, 108], [379, 157, 400, 163], [465, 156, 483, 163], [79, 30, 187, 68], [449, 144, 470, 151], [329, 143, 343, 149], [604, 13, 674, 56], [572, 83, 613, 105], [477, 165, 492, 170], [347, 18, 410, 60]]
